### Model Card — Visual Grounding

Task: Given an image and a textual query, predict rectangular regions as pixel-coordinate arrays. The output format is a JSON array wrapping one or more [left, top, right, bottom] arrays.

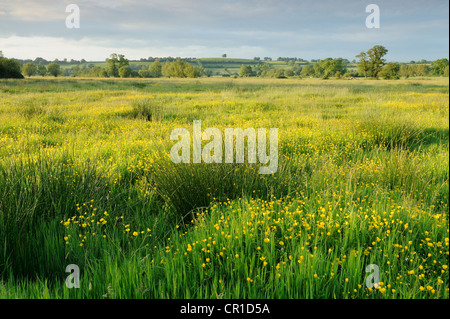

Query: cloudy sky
[[0, 0, 448, 61]]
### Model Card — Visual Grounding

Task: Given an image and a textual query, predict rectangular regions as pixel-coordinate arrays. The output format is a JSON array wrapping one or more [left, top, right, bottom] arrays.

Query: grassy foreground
[[0, 77, 448, 299]]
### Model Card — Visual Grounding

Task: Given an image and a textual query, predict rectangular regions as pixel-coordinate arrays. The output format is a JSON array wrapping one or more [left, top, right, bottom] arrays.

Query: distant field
[[0, 77, 448, 299]]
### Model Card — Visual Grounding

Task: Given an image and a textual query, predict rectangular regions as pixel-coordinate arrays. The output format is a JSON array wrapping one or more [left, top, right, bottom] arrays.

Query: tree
[[292, 64, 302, 76], [355, 51, 370, 78], [400, 64, 430, 78], [271, 69, 286, 78], [138, 67, 150, 78], [22, 62, 37, 77], [106, 53, 129, 77], [431, 58, 449, 76], [72, 65, 81, 77], [106, 54, 118, 77], [47, 62, 61, 77], [367, 45, 388, 78], [162, 59, 201, 78], [149, 59, 162, 77], [300, 65, 314, 77], [183, 62, 202, 78], [399, 64, 412, 78], [380, 62, 400, 79], [239, 65, 254, 77], [0, 57, 24, 78], [203, 69, 213, 77], [222, 54, 227, 58], [257, 64, 270, 76], [37, 65, 47, 76], [312, 58, 347, 78], [99, 68, 108, 77], [415, 64, 429, 77], [118, 65, 132, 78], [34, 57, 48, 65]]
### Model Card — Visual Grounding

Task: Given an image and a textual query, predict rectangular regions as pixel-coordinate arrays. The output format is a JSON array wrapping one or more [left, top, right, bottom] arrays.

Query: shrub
[[0, 57, 24, 78]]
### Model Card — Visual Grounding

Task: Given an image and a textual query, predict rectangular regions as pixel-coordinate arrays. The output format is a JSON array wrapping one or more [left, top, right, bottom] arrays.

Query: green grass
[[0, 77, 448, 299]]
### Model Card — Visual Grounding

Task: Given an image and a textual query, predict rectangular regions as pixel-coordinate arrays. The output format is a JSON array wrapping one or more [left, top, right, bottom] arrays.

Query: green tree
[[47, 62, 61, 77], [22, 62, 37, 77], [399, 64, 412, 78], [106, 54, 118, 77], [183, 62, 201, 78], [313, 58, 347, 78], [203, 69, 213, 77], [149, 59, 162, 77], [162, 59, 201, 78], [239, 65, 254, 77], [431, 58, 449, 76], [138, 66, 150, 78], [106, 53, 129, 77], [292, 64, 302, 76], [99, 68, 108, 77], [355, 51, 370, 78], [118, 65, 132, 78], [37, 65, 47, 76], [162, 60, 183, 77], [380, 62, 400, 79], [271, 69, 286, 78], [400, 64, 430, 78], [72, 65, 81, 77], [284, 69, 294, 77], [300, 65, 314, 77], [367, 45, 388, 78], [0, 57, 24, 78], [415, 64, 429, 76]]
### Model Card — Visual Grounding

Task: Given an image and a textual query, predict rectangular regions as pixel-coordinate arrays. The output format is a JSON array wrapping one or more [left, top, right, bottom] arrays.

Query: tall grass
[[0, 77, 448, 299], [128, 98, 165, 121]]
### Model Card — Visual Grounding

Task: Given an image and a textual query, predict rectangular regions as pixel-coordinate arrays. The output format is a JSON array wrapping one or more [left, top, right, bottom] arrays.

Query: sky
[[0, 0, 448, 62]]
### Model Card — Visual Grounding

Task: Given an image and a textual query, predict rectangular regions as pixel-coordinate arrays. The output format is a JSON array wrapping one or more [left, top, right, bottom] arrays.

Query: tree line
[[1, 47, 448, 79], [240, 46, 448, 79]]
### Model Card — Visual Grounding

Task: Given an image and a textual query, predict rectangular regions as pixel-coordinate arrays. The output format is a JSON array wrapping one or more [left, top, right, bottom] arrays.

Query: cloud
[[0, 0, 448, 60]]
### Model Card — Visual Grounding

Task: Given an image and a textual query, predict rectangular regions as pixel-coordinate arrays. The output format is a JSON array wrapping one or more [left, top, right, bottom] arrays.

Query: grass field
[[0, 77, 448, 299]]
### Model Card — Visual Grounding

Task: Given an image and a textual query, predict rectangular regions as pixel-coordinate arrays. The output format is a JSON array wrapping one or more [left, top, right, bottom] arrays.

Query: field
[[0, 77, 448, 299]]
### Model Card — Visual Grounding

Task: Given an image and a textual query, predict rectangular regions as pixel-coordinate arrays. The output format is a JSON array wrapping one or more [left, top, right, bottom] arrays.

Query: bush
[[380, 63, 400, 80], [0, 57, 24, 78], [119, 65, 132, 78]]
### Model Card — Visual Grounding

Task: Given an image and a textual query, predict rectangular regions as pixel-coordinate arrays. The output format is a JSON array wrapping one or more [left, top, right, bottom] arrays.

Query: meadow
[[0, 76, 448, 299]]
